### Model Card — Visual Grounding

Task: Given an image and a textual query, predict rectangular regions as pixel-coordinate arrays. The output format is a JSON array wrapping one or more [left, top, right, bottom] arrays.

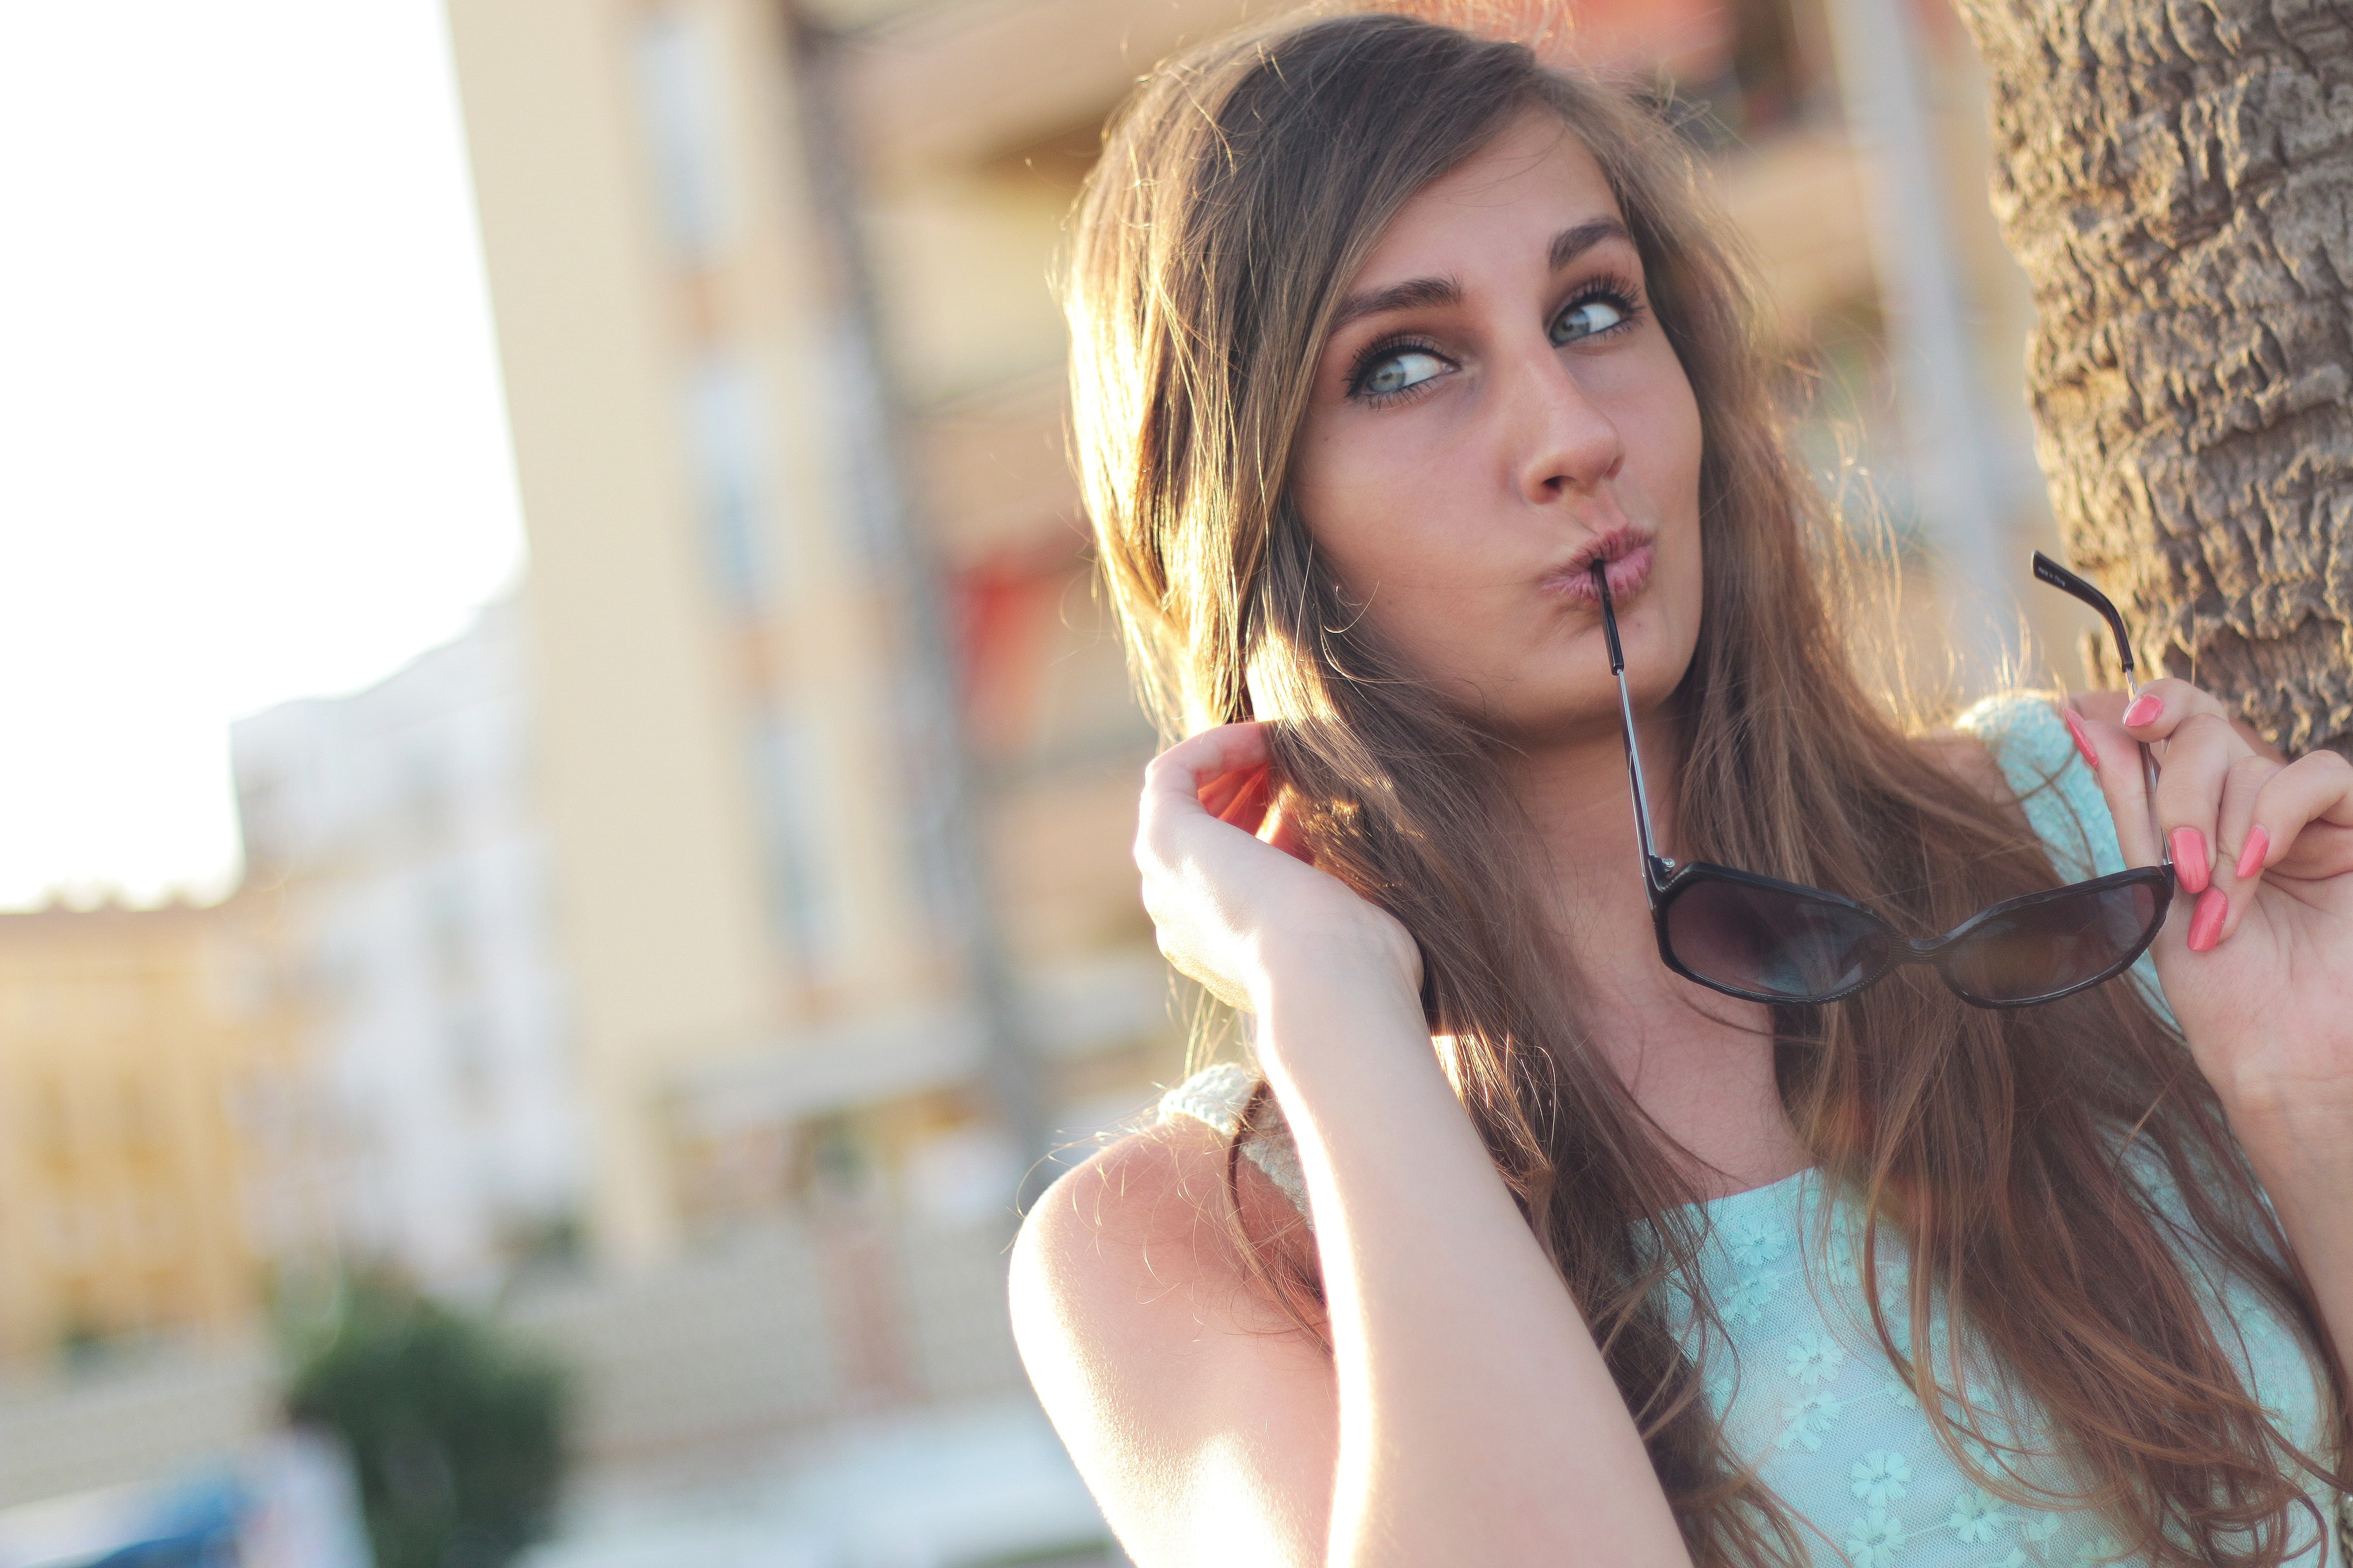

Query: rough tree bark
[[1949, 0, 2353, 757]]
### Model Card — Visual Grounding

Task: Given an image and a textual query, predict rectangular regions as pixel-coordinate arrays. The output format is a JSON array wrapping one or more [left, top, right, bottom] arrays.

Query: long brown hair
[[1065, 11, 2342, 1566]]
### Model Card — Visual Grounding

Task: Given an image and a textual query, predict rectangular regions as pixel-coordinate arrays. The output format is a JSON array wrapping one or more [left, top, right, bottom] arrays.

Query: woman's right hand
[[1136, 722, 1421, 1014]]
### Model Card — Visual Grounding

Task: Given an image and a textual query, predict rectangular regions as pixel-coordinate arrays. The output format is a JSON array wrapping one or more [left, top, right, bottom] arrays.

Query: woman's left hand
[[2068, 682, 2353, 1122]]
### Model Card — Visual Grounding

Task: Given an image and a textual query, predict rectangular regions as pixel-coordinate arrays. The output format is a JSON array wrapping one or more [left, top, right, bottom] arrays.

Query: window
[[750, 713, 839, 975], [685, 355, 777, 612], [635, 8, 731, 265]]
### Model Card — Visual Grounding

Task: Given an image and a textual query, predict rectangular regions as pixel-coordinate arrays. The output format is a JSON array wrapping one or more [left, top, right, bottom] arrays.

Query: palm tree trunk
[[1949, 0, 2353, 757]]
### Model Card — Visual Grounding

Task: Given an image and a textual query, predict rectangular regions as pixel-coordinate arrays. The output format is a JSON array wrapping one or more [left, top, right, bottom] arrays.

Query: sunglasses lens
[[1940, 879, 2162, 1003], [1665, 878, 1890, 1002]]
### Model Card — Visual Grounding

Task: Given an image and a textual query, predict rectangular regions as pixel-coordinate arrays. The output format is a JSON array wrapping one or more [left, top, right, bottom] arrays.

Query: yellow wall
[[0, 898, 297, 1365], [446, 0, 812, 1266], [442, 0, 1206, 1268]]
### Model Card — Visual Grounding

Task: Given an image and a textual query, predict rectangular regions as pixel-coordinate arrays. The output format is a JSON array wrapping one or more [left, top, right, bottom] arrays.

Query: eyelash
[[1342, 272, 1651, 406], [1343, 333, 1447, 406], [1563, 272, 1647, 340]]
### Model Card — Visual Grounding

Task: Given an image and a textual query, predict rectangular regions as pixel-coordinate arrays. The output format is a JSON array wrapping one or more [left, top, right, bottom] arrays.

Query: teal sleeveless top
[[1158, 693, 2341, 1566]]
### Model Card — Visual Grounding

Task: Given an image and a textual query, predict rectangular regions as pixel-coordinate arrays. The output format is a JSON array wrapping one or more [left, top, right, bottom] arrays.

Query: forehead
[[1350, 112, 1623, 288]]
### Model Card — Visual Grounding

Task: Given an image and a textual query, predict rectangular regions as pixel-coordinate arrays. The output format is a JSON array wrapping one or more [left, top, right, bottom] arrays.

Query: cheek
[[1316, 527, 1500, 672], [1624, 357, 1705, 509], [1672, 397, 1704, 504], [1289, 436, 1369, 574], [1292, 439, 1465, 595], [1291, 491, 1513, 695]]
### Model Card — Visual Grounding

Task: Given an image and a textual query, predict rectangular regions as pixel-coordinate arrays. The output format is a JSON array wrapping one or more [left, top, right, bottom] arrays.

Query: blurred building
[[232, 600, 583, 1292], [0, 894, 305, 1364], [440, 0, 1178, 1292]]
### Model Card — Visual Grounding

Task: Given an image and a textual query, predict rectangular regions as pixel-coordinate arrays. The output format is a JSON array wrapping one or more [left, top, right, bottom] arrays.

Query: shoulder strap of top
[[1953, 691, 2173, 1023], [1157, 1063, 1311, 1215], [1157, 1060, 1256, 1135]]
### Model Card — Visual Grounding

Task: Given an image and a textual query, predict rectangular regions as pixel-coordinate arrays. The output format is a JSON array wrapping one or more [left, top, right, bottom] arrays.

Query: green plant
[[285, 1272, 567, 1568]]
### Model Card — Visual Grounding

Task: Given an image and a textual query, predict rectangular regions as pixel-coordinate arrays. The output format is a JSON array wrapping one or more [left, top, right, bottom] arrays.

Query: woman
[[1010, 13, 2353, 1567]]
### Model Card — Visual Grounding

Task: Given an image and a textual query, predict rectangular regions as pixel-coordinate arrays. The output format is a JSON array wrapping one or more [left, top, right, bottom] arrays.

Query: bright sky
[[0, 1, 524, 909]]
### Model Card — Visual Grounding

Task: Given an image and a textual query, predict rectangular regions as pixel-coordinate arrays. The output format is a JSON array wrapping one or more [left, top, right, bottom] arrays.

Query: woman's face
[[1289, 112, 1705, 745]]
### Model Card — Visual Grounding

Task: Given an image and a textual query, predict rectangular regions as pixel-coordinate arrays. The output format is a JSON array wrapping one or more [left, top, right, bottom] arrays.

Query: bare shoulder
[[1012, 1117, 1335, 1566], [1914, 728, 2009, 800], [1014, 1114, 1259, 1350], [1912, 717, 2038, 836]]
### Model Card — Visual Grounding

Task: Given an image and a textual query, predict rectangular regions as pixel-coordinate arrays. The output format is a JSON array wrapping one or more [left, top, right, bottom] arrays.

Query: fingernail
[[2062, 708, 2098, 768], [2122, 693, 2163, 728], [2170, 826, 2210, 894], [2234, 826, 2270, 882], [2187, 886, 2228, 952]]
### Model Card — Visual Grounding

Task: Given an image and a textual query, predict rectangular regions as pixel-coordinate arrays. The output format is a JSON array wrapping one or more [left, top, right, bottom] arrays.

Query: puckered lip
[[1539, 524, 1655, 605]]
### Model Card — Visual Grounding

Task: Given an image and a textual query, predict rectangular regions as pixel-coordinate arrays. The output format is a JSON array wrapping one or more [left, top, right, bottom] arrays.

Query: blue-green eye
[[1551, 296, 1627, 344], [1359, 348, 1446, 398]]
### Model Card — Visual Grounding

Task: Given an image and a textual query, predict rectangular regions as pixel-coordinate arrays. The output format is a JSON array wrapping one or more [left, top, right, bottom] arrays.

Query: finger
[[2213, 752, 2280, 885], [2117, 677, 2234, 741], [2149, 712, 2248, 896], [2201, 752, 2281, 946], [1260, 788, 1315, 864], [1142, 723, 1272, 822], [2244, 749, 2353, 880], [1216, 764, 1275, 833], [1138, 726, 1276, 876], [2191, 749, 2353, 954], [1198, 762, 1261, 822], [1204, 771, 1261, 823], [2065, 705, 2164, 869]]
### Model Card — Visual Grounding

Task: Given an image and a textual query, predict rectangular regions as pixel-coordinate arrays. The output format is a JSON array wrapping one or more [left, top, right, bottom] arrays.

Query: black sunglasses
[[1596, 552, 2174, 1009]]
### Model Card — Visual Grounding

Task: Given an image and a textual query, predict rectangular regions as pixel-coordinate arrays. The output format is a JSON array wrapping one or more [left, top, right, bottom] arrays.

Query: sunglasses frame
[[1597, 551, 2177, 1010]]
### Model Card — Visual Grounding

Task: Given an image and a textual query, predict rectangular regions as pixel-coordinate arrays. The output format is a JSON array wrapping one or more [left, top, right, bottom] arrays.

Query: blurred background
[[0, 0, 2100, 1563]]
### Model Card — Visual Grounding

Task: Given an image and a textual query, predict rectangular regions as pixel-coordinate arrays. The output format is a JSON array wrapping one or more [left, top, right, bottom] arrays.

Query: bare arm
[[1013, 1119, 1339, 1567], [1012, 723, 1691, 1568], [1257, 923, 1691, 1568]]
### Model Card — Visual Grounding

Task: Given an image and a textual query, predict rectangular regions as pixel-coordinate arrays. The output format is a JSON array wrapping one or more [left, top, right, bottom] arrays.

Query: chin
[[1479, 684, 1630, 750]]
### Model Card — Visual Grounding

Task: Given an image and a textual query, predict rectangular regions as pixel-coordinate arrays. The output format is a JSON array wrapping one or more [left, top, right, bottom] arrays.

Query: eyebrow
[[1330, 274, 1461, 332], [1548, 217, 1633, 271], [1329, 217, 1638, 333]]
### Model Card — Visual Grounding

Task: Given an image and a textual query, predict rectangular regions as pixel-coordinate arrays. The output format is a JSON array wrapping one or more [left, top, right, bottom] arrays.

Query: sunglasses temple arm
[[2030, 553, 2172, 871], [2032, 551, 2139, 681], [1596, 564, 1673, 896]]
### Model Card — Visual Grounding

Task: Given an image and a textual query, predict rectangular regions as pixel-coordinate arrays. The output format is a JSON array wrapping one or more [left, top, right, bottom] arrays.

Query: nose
[[1508, 343, 1624, 507]]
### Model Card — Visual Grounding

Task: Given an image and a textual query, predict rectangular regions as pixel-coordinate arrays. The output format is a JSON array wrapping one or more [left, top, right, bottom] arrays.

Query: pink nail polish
[[2062, 709, 2098, 768], [2122, 693, 2162, 728], [2170, 826, 2210, 894], [2187, 886, 2228, 952], [2235, 826, 2270, 881]]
